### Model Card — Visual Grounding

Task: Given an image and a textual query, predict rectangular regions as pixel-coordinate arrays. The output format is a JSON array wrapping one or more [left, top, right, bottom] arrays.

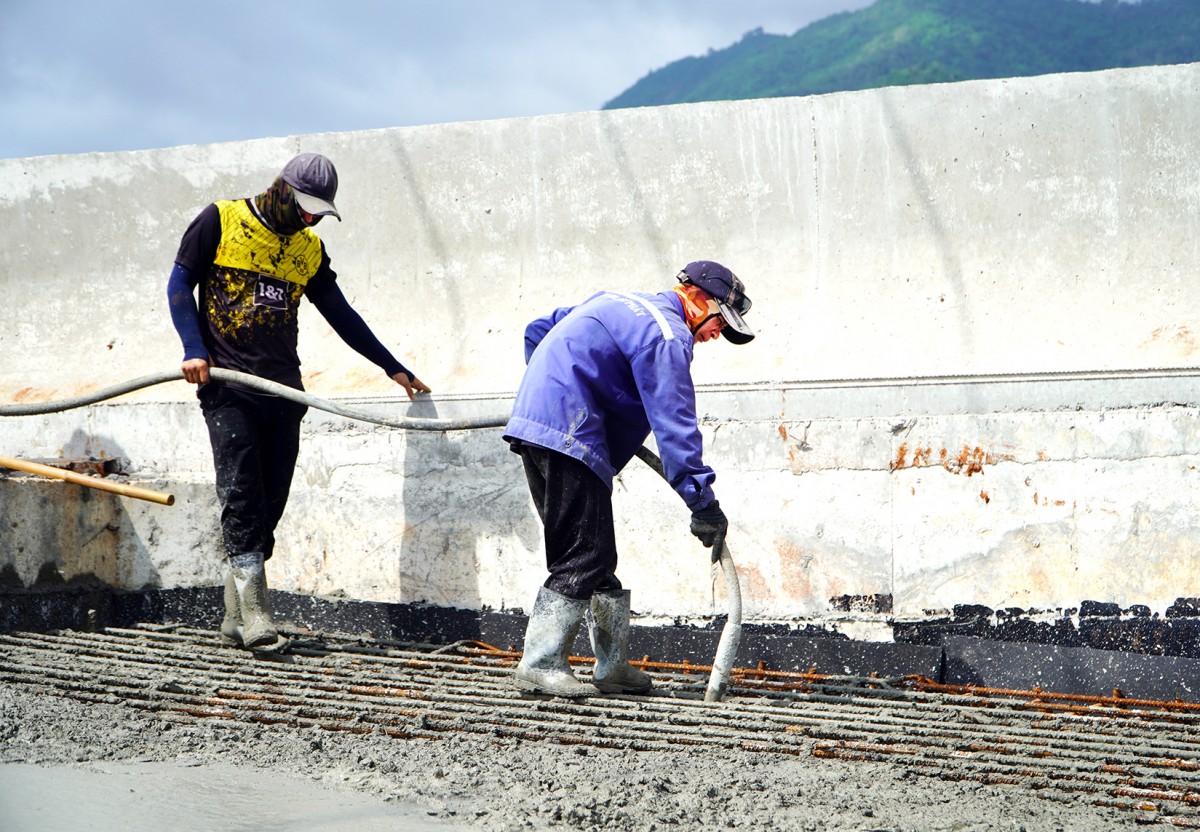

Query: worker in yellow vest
[[166, 153, 431, 652]]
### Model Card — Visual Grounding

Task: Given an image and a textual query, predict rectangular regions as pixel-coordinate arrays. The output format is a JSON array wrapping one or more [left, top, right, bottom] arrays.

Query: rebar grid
[[3, 625, 1199, 824]]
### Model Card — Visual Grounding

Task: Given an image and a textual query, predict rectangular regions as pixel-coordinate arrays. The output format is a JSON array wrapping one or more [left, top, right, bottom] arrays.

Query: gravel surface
[[0, 681, 1152, 831]]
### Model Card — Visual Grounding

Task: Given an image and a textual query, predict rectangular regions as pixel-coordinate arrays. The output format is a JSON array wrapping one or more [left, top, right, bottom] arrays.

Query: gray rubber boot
[[219, 570, 243, 646], [514, 587, 599, 698], [588, 589, 653, 694], [231, 552, 288, 652]]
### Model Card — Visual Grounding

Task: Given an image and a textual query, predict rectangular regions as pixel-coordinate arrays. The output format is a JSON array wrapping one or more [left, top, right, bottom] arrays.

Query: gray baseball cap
[[678, 260, 755, 344], [281, 152, 341, 221]]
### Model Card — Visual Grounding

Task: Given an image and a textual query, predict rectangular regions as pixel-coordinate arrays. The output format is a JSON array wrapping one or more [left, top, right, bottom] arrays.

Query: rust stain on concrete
[[776, 540, 814, 600], [942, 446, 982, 476], [892, 444, 1014, 476], [6, 382, 107, 405], [1142, 324, 1198, 357], [1032, 492, 1075, 509], [734, 561, 770, 602]]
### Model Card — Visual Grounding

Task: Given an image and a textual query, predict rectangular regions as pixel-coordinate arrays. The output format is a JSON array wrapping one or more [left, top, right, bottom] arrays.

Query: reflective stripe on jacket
[[503, 290, 716, 510]]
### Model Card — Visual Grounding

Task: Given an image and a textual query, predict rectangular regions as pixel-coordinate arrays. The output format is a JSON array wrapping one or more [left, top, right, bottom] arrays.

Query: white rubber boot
[[230, 552, 288, 653], [588, 589, 653, 694], [219, 570, 243, 646], [514, 587, 598, 698]]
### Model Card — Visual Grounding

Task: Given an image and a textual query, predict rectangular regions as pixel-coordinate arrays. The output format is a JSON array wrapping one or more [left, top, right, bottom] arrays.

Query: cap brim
[[293, 190, 342, 221], [716, 298, 754, 344]]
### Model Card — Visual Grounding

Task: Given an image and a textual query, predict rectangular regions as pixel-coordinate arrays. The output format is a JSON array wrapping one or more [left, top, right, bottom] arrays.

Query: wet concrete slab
[[0, 761, 474, 832], [1, 625, 1188, 829]]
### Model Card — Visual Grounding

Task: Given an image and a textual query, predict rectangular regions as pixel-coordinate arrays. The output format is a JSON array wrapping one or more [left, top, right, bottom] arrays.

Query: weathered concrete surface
[[3, 64, 1200, 636]]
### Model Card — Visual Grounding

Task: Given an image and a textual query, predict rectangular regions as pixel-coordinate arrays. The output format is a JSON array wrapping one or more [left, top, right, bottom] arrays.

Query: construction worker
[[166, 153, 431, 653], [503, 261, 754, 697]]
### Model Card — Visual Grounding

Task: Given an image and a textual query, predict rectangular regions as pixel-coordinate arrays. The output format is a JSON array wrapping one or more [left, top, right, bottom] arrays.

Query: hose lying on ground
[[2, 368, 742, 701]]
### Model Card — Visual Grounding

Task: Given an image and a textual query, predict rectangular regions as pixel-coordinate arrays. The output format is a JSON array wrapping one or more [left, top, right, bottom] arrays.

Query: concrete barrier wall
[[2, 64, 1199, 632]]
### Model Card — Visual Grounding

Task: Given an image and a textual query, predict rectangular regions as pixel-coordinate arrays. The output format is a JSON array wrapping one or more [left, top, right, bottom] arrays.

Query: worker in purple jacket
[[503, 261, 754, 697]]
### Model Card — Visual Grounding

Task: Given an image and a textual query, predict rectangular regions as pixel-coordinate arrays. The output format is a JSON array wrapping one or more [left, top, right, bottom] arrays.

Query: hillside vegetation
[[604, 0, 1200, 109]]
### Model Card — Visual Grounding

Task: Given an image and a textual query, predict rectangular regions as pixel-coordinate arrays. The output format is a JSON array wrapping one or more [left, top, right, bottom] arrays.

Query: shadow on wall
[[0, 429, 163, 592], [397, 398, 533, 613]]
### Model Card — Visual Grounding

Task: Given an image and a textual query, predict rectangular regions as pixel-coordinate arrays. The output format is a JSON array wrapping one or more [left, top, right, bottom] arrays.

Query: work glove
[[690, 500, 728, 556]]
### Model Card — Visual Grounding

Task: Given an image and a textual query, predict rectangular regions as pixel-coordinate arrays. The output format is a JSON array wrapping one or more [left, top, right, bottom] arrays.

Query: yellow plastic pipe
[[0, 455, 175, 506]]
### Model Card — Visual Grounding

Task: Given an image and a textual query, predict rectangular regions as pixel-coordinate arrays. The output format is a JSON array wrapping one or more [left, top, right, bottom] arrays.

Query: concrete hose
[[0, 368, 509, 431], [634, 446, 742, 703], [703, 528, 742, 703], [3, 369, 741, 699]]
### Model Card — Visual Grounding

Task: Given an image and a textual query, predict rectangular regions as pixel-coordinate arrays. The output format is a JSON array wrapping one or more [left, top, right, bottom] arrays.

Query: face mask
[[673, 283, 723, 333], [252, 176, 308, 236]]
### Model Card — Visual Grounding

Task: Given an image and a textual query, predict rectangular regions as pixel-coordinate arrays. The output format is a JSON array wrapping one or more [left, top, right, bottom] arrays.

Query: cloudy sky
[[1, 0, 880, 161]]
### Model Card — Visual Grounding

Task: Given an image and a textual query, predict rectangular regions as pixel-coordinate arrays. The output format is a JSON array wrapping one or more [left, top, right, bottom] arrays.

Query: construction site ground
[[2, 624, 1196, 831]]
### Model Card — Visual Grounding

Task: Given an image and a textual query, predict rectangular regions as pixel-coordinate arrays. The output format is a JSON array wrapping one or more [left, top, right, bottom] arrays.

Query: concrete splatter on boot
[[514, 587, 598, 698], [588, 589, 653, 694], [219, 570, 243, 646], [230, 552, 288, 653]]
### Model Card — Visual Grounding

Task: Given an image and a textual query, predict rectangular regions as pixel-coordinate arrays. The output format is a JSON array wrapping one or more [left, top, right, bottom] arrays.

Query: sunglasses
[[678, 269, 752, 316]]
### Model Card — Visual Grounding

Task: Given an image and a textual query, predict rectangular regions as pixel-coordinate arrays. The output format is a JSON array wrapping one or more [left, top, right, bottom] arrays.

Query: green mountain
[[603, 0, 1200, 109]]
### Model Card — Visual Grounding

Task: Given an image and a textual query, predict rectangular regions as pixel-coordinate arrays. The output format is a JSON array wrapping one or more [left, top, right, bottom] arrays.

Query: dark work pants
[[518, 444, 622, 601], [199, 384, 308, 562]]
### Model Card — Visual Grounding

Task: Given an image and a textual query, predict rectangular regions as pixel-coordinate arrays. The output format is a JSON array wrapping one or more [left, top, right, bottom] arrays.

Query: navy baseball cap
[[678, 260, 755, 344], [281, 153, 341, 221]]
